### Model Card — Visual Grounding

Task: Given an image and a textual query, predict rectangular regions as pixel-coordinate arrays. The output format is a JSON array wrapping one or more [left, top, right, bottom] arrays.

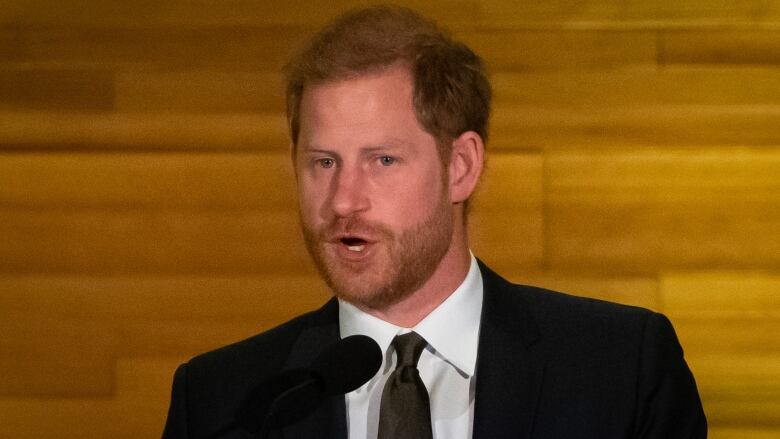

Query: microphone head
[[311, 334, 383, 395]]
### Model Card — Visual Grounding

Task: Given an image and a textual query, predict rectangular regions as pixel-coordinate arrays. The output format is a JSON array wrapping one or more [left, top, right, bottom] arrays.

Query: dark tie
[[377, 332, 433, 439]]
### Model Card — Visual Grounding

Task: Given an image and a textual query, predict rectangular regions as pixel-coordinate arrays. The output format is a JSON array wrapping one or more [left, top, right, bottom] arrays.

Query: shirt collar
[[339, 253, 483, 376]]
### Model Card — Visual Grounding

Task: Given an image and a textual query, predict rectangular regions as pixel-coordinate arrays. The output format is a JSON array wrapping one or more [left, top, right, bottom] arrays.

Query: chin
[[325, 266, 409, 310]]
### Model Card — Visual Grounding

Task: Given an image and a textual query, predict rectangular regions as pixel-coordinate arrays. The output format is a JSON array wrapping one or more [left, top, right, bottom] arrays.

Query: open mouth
[[340, 237, 368, 252]]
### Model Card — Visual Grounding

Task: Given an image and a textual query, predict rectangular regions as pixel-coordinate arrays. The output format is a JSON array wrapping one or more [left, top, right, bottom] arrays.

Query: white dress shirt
[[339, 254, 484, 439]]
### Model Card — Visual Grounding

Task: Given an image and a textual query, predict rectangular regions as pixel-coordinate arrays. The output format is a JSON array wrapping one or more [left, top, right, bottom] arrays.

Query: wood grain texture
[[661, 30, 780, 65], [0, 0, 778, 435], [492, 105, 780, 149], [0, 111, 288, 151], [0, 0, 478, 27], [115, 70, 285, 113], [0, 318, 117, 396], [0, 209, 310, 274], [493, 67, 780, 107], [661, 271, 780, 317], [545, 149, 780, 273], [0, 152, 298, 209], [0, 358, 182, 439], [13, 25, 309, 70], [0, 67, 114, 111], [458, 29, 656, 70]]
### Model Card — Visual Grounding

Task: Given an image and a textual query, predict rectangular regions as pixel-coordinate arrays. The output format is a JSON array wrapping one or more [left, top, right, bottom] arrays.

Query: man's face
[[294, 65, 454, 310]]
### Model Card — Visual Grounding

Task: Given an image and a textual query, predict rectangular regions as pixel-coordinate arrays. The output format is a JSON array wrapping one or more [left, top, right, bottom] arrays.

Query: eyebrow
[[299, 141, 408, 155]]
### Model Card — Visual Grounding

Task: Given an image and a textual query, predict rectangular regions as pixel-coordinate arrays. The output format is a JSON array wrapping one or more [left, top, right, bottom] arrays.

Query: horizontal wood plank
[[690, 353, 780, 426], [0, 67, 114, 111], [0, 209, 311, 274], [491, 105, 780, 149], [493, 67, 780, 107], [0, 318, 116, 396], [477, 0, 780, 26], [12, 25, 309, 71], [661, 30, 780, 65], [0, 152, 298, 209], [661, 271, 780, 317], [457, 29, 656, 70], [0, 275, 330, 321], [0, 358, 181, 439], [674, 317, 780, 355], [545, 149, 780, 273], [115, 70, 285, 113], [0, 1, 477, 27], [0, 111, 289, 151]]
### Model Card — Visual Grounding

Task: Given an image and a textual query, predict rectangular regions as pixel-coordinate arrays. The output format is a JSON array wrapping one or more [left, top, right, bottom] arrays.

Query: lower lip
[[333, 241, 374, 262]]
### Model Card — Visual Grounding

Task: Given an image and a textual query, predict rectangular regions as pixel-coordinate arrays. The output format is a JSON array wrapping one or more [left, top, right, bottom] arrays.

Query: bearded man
[[162, 6, 706, 439]]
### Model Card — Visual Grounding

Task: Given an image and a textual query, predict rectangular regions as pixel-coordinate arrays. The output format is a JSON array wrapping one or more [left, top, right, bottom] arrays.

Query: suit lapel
[[277, 299, 348, 439], [472, 262, 545, 439]]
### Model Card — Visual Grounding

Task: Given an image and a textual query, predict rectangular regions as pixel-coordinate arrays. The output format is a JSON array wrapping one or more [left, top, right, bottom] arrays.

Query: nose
[[328, 165, 370, 218]]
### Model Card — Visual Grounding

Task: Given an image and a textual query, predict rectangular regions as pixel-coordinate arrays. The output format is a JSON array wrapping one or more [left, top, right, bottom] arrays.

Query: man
[[163, 6, 706, 439]]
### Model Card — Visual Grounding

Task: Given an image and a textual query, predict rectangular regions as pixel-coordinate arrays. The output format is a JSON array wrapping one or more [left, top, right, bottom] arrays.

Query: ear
[[447, 131, 485, 203]]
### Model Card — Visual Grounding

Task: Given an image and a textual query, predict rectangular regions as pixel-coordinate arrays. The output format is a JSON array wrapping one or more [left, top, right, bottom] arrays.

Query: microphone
[[235, 334, 382, 436]]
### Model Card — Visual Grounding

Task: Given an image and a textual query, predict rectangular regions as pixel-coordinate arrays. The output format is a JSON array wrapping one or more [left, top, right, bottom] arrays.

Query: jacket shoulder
[[479, 262, 657, 350], [186, 300, 335, 381]]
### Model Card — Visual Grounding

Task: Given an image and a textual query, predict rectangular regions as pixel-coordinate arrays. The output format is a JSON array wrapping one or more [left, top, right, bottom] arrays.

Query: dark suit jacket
[[162, 262, 707, 438]]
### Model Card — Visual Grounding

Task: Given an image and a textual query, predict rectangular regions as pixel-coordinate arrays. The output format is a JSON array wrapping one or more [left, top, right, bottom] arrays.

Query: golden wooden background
[[1, 1, 779, 438]]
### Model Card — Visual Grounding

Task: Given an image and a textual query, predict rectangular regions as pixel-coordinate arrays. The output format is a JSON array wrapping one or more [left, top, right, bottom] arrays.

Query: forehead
[[297, 65, 426, 146]]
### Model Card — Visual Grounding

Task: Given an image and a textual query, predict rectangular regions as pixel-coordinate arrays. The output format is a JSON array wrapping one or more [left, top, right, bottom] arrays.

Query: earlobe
[[448, 131, 485, 203]]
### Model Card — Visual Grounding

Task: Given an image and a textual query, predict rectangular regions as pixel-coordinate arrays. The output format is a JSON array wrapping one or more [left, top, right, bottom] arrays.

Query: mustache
[[314, 217, 394, 241]]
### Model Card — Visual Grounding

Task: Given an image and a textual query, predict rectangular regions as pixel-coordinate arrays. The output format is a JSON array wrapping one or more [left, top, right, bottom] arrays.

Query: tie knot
[[392, 332, 427, 368]]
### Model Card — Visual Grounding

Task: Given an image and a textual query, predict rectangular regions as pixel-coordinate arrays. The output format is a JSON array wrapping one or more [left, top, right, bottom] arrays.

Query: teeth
[[347, 245, 365, 252]]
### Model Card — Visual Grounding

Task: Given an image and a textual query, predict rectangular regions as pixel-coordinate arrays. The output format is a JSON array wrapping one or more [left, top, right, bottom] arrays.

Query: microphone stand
[[257, 377, 320, 439]]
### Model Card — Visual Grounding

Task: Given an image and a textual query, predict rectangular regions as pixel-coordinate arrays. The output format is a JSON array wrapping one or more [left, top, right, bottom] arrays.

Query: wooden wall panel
[[115, 71, 285, 113], [493, 67, 780, 107], [0, 210, 309, 274], [651, 1, 780, 22], [0, 0, 477, 27], [0, 318, 117, 396], [1, 0, 779, 436], [458, 30, 656, 70], [0, 67, 114, 111], [662, 271, 780, 317], [12, 26, 308, 71], [546, 149, 780, 273], [0, 358, 182, 439], [660, 272, 780, 430], [0, 152, 297, 209], [477, 0, 780, 25], [492, 105, 780, 149], [470, 153, 544, 270], [475, 0, 642, 25], [661, 30, 780, 65], [0, 111, 288, 151], [0, 275, 330, 321]]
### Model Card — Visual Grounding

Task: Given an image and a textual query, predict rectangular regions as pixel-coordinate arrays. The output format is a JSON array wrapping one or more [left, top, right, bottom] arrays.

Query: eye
[[317, 158, 336, 168], [378, 156, 395, 166]]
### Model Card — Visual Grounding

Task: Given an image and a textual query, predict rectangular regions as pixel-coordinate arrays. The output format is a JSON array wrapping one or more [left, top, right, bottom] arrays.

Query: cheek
[[386, 171, 445, 217], [297, 181, 324, 220]]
